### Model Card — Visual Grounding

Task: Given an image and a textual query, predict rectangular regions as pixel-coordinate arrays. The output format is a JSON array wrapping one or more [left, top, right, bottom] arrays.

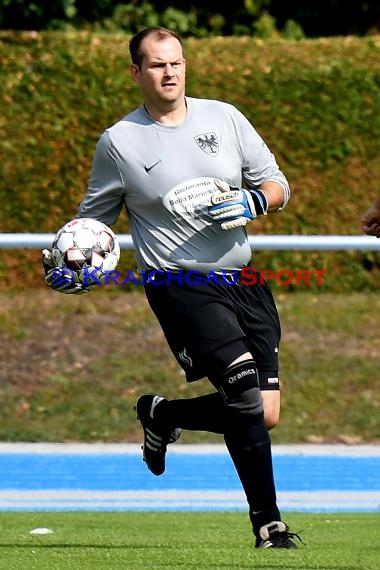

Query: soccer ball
[[51, 218, 120, 285]]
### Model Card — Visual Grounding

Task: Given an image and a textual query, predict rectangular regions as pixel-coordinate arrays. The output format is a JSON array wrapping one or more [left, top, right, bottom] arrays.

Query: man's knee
[[259, 375, 281, 430], [216, 359, 263, 416], [264, 406, 280, 430]]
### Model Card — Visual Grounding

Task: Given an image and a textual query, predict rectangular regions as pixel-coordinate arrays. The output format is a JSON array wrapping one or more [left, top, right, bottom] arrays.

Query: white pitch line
[[0, 443, 379, 456], [0, 490, 378, 511]]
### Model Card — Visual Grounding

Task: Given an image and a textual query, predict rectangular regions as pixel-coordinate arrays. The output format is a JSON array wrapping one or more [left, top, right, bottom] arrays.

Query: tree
[[0, 0, 379, 35]]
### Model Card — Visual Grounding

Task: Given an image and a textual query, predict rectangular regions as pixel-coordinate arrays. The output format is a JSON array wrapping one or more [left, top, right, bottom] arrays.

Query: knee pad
[[217, 360, 263, 416]]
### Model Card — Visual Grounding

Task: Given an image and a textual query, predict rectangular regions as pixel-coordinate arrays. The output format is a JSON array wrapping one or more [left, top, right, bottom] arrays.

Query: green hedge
[[1, 31, 379, 291]]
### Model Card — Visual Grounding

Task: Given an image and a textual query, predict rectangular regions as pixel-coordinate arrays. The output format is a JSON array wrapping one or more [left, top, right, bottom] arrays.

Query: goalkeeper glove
[[42, 249, 90, 295], [208, 179, 268, 230]]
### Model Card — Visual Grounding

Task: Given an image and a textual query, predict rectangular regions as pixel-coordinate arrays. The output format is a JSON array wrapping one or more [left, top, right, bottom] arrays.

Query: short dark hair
[[129, 27, 184, 67]]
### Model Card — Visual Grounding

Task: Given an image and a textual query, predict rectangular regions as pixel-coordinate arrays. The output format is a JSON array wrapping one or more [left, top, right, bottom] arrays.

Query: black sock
[[154, 392, 226, 433], [224, 411, 281, 535]]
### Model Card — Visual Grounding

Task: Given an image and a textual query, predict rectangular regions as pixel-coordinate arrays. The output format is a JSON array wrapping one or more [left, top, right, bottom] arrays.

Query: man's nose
[[164, 63, 175, 76]]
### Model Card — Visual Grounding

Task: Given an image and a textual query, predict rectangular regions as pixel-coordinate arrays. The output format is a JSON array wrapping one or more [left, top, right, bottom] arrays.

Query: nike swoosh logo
[[144, 160, 162, 173]]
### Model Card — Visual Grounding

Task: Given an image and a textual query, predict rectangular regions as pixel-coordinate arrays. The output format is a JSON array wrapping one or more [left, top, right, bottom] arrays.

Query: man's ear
[[130, 64, 140, 82]]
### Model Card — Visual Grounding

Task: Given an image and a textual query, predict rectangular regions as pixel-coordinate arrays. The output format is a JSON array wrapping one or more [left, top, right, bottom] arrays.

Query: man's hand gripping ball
[[208, 179, 268, 230], [42, 249, 90, 295]]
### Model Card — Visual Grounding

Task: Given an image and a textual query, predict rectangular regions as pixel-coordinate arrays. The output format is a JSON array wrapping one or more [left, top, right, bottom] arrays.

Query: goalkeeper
[[44, 27, 300, 549]]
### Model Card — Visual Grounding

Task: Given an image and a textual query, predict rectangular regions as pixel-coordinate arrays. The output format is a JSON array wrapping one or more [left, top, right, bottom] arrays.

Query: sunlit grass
[[0, 512, 378, 570]]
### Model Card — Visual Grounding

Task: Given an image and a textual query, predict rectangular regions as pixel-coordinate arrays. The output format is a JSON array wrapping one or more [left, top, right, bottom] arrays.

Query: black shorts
[[144, 270, 281, 387]]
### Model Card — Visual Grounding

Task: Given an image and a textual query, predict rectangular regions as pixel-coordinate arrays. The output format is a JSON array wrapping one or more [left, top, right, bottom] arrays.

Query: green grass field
[[0, 290, 379, 444], [0, 512, 378, 569]]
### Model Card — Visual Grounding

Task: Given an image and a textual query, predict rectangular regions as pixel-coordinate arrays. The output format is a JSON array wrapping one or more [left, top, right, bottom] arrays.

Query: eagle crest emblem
[[195, 132, 219, 156]]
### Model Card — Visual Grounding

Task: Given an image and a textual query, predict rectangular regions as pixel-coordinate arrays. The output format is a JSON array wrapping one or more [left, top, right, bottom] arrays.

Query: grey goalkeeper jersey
[[78, 97, 290, 274]]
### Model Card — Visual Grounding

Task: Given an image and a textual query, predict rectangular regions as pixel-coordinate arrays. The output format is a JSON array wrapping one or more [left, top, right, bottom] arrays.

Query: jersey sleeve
[[233, 107, 290, 210], [77, 131, 125, 225]]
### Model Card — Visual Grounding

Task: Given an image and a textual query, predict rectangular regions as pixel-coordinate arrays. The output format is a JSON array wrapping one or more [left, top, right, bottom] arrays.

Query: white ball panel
[[56, 232, 74, 252], [72, 228, 97, 248], [97, 231, 113, 251], [66, 249, 87, 262], [102, 252, 118, 271], [91, 250, 105, 267]]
